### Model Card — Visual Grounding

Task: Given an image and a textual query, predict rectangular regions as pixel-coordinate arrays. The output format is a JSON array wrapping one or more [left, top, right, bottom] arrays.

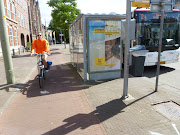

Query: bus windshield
[[134, 10, 180, 52]]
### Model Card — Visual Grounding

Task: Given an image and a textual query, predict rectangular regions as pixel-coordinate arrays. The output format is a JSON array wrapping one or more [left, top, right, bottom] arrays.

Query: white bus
[[133, 9, 180, 66]]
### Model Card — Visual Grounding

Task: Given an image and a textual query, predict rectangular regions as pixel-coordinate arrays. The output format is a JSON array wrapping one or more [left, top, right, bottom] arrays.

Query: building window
[[18, 10, 21, 26], [27, 18, 29, 29], [9, 27, 14, 46], [21, 13, 24, 27], [22, 0, 24, 9], [20, 0, 22, 7], [14, 28, 18, 46], [25, 1, 28, 12], [12, 4, 16, 21], [6, 0, 11, 18], [24, 16, 26, 29]]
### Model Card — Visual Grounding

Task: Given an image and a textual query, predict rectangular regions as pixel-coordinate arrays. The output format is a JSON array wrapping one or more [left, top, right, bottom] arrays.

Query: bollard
[[23, 47, 25, 53], [18, 48, 21, 55], [12, 49, 15, 56]]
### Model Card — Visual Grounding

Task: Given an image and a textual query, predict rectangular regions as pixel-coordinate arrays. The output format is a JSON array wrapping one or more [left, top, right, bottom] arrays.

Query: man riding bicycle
[[30, 32, 50, 70]]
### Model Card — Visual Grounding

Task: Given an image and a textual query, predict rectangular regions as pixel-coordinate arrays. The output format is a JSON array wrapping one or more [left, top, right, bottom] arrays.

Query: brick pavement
[[0, 50, 37, 113], [84, 77, 180, 135], [0, 44, 180, 135], [0, 45, 106, 135]]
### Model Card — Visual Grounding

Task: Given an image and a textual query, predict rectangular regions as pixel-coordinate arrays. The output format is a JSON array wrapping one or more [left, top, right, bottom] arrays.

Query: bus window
[[134, 9, 180, 52]]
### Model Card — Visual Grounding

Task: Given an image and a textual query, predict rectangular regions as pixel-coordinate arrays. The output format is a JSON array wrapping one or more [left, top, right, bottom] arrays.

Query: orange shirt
[[31, 38, 50, 54]]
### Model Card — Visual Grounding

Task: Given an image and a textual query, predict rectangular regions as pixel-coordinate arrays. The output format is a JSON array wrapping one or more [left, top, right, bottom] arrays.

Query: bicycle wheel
[[39, 69, 43, 88]]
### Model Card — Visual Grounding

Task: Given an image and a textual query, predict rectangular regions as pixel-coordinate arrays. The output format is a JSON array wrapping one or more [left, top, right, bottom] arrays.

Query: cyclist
[[30, 32, 50, 70]]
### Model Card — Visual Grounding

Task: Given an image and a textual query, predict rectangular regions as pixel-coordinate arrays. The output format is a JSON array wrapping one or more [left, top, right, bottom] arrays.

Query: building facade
[[0, 0, 42, 56], [28, 0, 42, 41], [3, 0, 30, 50]]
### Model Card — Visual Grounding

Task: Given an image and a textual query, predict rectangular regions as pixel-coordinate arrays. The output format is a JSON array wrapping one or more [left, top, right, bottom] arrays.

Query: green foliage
[[47, 0, 81, 42], [26, 42, 31, 49]]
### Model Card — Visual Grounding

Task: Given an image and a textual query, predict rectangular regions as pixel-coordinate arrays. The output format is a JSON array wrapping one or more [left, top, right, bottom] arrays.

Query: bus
[[133, 9, 180, 66]]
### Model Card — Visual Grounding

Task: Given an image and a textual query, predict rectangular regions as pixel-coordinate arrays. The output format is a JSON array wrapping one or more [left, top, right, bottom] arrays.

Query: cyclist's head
[[37, 32, 42, 40]]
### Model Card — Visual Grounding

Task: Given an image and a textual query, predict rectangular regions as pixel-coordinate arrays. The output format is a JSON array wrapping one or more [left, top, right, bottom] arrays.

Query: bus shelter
[[69, 14, 126, 81]]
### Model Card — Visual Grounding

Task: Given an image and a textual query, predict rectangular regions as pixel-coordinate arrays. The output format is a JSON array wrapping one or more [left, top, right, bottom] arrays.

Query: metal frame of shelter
[[69, 14, 126, 81]]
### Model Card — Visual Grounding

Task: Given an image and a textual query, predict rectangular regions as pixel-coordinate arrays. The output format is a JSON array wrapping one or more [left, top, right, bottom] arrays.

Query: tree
[[47, 0, 81, 43]]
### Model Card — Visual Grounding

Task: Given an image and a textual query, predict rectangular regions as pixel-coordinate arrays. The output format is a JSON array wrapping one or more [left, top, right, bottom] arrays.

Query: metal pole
[[54, 31, 56, 45], [61, 30, 63, 44], [155, 2, 165, 92], [0, 0, 15, 84], [123, 0, 131, 98], [63, 30, 66, 48], [83, 16, 87, 81]]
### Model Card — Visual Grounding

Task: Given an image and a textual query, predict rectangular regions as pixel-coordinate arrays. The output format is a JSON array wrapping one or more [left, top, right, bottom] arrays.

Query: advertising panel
[[88, 19, 121, 72]]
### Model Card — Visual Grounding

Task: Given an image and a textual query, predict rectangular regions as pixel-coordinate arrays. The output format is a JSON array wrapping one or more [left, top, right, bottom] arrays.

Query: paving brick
[[1, 45, 180, 135], [0, 45, 106, 135]]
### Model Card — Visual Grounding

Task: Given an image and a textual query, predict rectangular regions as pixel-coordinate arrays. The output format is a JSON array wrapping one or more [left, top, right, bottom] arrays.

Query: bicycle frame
[[32, 53, 49, 88], [37, 53, 46, 88], [38, 54, 44, 75]]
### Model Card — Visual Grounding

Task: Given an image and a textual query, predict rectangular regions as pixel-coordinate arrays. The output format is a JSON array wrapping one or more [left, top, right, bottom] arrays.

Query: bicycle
[[34, 53, 48, 88]]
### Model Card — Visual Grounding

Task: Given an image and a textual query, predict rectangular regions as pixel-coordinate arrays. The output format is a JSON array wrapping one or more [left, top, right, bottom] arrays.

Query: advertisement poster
[[88, 19, 121, 72]]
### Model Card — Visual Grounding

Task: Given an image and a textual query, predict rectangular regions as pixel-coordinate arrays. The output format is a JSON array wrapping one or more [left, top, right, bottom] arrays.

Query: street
[[0, 0, 180, 134], [0, 45, 179, 135], [0, 44, 106, 135]]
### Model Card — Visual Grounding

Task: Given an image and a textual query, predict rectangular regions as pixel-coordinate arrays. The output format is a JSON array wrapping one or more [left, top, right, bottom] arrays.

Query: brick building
[[0, 0, 42, 56], [28, 0, 42, 41]]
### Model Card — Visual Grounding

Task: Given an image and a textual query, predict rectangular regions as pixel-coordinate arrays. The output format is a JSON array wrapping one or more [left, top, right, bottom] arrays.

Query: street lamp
[[64, 20, 68, 48]]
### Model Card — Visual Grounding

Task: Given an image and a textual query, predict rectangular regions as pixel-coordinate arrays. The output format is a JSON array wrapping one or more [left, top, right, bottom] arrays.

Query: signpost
[[123, 0, 173, 97], [123, 0, 150, 98], [150, 0, 173, 92], [123, 0, 132, 98]]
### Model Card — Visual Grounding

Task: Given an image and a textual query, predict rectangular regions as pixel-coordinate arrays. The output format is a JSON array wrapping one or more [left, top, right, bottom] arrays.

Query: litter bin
[[129, 55, 145, 77], [129, 45, 148, 77]]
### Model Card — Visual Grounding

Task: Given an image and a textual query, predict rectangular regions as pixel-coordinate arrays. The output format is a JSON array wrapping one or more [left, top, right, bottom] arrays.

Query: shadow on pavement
[[21, 63, 87, 97], [18, 59, 156, 134], [22, 63, 114, 98], [42, 92, 155, 135], [143, 65, 175, 78], [0, 83, 32, 92], [50, 52, 62, 55], [12, 54, 31, 58], [50, 48, 61, 51], [42, 112, 100, 135]]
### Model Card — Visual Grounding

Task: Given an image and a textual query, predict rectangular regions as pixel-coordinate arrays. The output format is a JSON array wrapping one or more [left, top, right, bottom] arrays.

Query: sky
[[38, 0, 135, 26]]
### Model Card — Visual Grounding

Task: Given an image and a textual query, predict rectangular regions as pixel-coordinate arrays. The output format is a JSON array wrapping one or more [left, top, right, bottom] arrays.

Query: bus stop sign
[[59, 34, 64, 36], [132, 0, 150, 8], [150, 0, 173, 12]]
